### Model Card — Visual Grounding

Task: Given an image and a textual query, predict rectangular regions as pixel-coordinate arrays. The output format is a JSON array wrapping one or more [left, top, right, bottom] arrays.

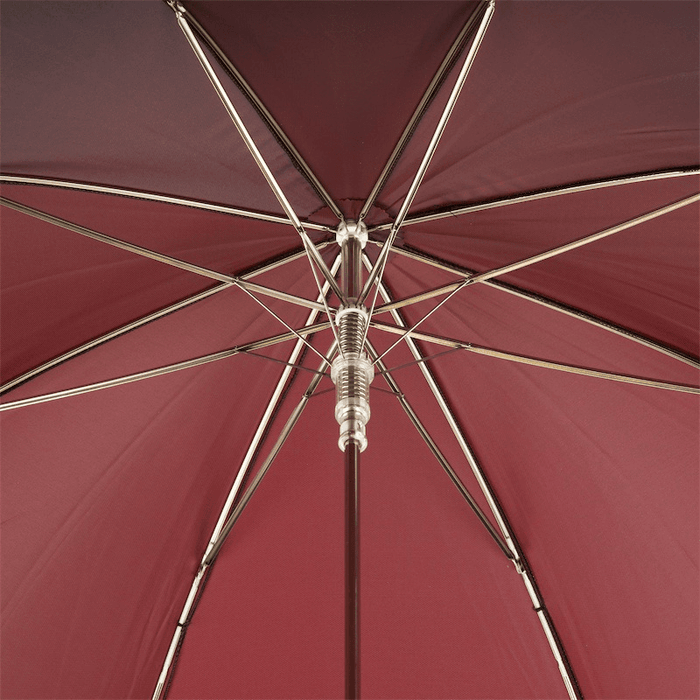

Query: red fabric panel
[[1, 353, 297, 699], [398, 177, 700, 358], [186, 1, 480, 214], [0, 1, 322, 217], [168, 383, 567, 699], [377, 0, 699, 215]]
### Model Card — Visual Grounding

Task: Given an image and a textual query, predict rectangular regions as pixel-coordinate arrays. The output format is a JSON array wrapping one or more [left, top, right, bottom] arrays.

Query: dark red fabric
[[1, 1, 698, 699]]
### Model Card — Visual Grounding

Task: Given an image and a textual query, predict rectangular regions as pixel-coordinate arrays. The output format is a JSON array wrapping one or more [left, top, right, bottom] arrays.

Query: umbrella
[[1, 1, 698, 698]]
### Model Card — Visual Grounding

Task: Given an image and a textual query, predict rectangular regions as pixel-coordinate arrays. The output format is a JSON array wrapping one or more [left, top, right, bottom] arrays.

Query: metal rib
[[363, 255, 581, 699], [0, 174, 331, 231], [370, 321, 700, 394], [179, 10, 343, 221], [356, 0, 495, 308], [358, 1, 488, 222], [0, 322, 331, 412], [173, 7, 344, 303], [389, 244, 700, 369], [368, 168, 700, 232], [0, 196, 329, 314], [369, 193, 700, 358]]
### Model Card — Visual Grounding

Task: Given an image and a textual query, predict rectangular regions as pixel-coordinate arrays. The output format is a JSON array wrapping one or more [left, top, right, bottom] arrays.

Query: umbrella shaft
[[345, 440, 360, 700]]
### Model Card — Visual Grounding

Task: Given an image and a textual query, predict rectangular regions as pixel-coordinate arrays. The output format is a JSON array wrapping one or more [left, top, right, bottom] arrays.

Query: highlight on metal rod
[[177, 9, 344, 222]]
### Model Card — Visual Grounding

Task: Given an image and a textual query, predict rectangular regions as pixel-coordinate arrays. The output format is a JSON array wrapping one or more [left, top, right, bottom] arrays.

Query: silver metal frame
[[368, 168, 700, 232], [358, 1, 489, 222], [0, 196, 332, 315], [152, 257, 341, 700], [369, 321, 700, 394], [356, 0, 495, 309], [0, 174, 332, 231], [387, 245, 700, 369]]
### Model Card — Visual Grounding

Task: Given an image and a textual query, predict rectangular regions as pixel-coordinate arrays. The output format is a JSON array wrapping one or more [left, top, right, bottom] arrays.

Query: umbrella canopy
[[1, 1, 698, 699]]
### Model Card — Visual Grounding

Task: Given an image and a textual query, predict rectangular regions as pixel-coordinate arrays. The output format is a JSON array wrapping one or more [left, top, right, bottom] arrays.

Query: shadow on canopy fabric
[[1, 1, 698, 699]]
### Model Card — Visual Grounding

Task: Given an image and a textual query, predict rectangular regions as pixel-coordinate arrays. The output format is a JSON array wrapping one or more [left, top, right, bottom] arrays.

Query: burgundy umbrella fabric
[[1, 2, 698, 699]]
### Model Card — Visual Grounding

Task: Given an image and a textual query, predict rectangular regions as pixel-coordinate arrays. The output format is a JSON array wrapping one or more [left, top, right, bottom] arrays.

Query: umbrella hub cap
[[335, 220, 368, 248], [331, 307, 374, 453]]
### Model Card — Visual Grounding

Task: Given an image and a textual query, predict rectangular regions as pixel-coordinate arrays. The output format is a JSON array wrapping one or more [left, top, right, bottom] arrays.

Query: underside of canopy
[[1, 2, 698, 699]]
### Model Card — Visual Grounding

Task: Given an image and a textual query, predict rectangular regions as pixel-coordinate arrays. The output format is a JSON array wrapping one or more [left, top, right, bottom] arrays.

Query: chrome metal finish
[[174, 10, 344, 302], [333, 224, 374, 450], [357, 0, 495, 307], [179, 9, 343, 221], [358, 1, 488, 222], [362, 255, 580, 699], [0, 174, 331, 231], [369, 322, 700, 394], [387, 245, 700, 369], [368, 168, 700, 231], [337, 221, 367, 304], [0, 322, 333, 412]]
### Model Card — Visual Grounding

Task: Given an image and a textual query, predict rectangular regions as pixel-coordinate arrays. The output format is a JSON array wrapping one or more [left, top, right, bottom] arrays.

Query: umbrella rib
[[368, 192, 700, 363], [171, 4, 345, 304], [370, 321, 700, 394], [355, 0, 495, 310], [362, 254, 582, 699], [0, 322, 331, 412], [177, 8, 343, 222], [358, 0, 490, 222], [367, 167, 700, 231], [0, 196, 331, 316], [388, 244, 700, 369], [0, 174, 332, 231], [0, 245, 331, 396]]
